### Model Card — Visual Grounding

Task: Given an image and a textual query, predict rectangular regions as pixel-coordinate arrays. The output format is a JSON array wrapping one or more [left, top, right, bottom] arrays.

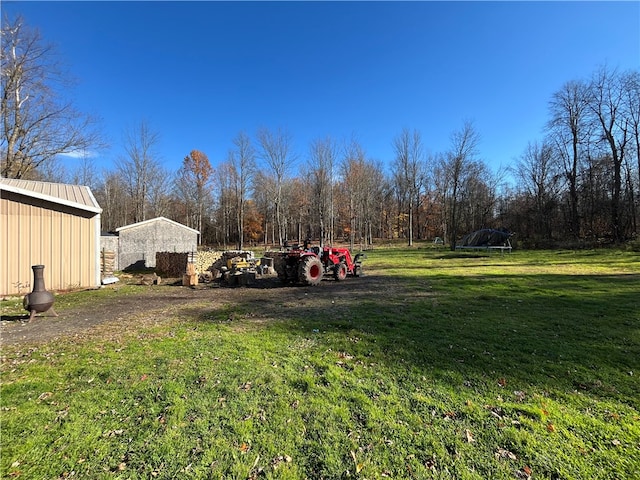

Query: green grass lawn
[[1, 248, 639, 479]]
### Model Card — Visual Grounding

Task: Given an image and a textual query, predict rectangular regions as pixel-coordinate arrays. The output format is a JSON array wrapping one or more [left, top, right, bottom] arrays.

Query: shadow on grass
[[187, 271, 639, 406], [0, 314, 30, 322]]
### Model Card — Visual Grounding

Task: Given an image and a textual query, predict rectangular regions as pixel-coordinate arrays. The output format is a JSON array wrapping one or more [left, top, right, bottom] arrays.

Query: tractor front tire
[[270, 255, 289, 283], [298, 256, 323, 286], [353, 264, 363, 277], [334, 262, 348, 281]]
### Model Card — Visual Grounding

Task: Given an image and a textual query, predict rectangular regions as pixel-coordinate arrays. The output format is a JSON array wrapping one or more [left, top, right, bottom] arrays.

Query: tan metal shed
[[1, 178, 102, 297]]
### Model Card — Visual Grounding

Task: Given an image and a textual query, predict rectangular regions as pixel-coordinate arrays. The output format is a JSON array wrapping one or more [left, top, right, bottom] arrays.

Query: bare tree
[[94, 171, 128, 232], [35, 156, 68, 183], [309, 136, 337, 246], [214, 161, 235, 247], [256, 127, 294, 246], [146, 168, 172, 220], [511, 141, 560, 241], [175, 149, 213, 241], [588, 66, 631, 242], [282, 176, 310, 244], [621, 70, 640, 235], [252, 170, 277, 245], [360, 159, 387, 245], [457, 161, 500, 235], [624, 71, 640, 173], [431, 152, 449, 241], [339, 139, 384, 249], [229, 131, 256, 250], [547, 79, 591, 238], [340, 139, 365, 250], [442, 121, 481, 250], [69, 152, 99, 189], [392, 128, 425, 246], [1, 15, 101, 179], [115, 121, 164, 224]]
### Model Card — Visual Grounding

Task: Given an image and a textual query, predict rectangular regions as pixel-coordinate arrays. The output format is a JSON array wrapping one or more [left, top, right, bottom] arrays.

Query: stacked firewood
[[155, 250, 257, 286], [101, 250, 116, 278], [194, 250, 224, 273], [155, 252, 189, 277], [183, 262, 198, 287]]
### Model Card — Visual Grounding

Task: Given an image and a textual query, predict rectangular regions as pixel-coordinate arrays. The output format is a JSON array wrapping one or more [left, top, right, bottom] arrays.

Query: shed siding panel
[[12, 202, 25, 291], [88, 218, 96, 285], [19, 203, 29, 271], [58, 209, 68, 288], [1, 199, 6, 291], [41, 208, 53, 278], [50, 209, 62, 290], [69, 214, 78, 288], [80, 216, 88, 284], [71, 214, 94, 288], [1, 198, 27, 293], [32, 205, 43, 266]]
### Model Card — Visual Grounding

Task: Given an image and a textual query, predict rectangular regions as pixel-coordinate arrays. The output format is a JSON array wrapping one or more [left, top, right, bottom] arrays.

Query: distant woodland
[[3, 16, 640, 249]]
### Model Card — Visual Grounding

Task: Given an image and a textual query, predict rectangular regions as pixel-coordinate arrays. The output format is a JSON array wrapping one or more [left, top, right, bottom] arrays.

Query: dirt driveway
[[1, 273, 388, 346]]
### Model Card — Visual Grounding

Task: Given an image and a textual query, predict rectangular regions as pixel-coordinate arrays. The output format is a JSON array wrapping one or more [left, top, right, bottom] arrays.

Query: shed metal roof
[[116, 216, 200, 234], [0, 178, 102, 214]]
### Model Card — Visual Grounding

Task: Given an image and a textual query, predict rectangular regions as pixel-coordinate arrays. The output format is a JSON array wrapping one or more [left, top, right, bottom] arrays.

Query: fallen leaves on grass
[[495, 448, 517, 460], [350, 450, 364, 473], [271, 455, 292, 469], [464, 429, 475, 443], [55, 406, 69, 421], [38, 392, 53, 401], [424, 456, 437, 471], [515, 465, 532, 479]]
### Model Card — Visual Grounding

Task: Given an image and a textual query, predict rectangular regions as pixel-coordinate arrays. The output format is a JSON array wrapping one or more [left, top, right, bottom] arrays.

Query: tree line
[[2, 16, 639, 249]]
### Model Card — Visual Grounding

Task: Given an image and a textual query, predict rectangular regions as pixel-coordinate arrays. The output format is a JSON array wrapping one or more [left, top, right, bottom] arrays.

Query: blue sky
[[3, 1, 639, 180]]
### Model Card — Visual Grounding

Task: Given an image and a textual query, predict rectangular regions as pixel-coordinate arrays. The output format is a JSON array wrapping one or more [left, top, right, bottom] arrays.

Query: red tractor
[[267, 241, 364, 286]]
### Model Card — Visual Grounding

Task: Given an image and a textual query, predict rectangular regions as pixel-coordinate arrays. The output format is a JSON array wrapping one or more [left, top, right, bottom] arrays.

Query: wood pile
[[156, 252, 189, 277], [155, 250, 258, 285], [101, 250, 116, 278], [194, 250, 224, 273], [183, 262, 198, 286]]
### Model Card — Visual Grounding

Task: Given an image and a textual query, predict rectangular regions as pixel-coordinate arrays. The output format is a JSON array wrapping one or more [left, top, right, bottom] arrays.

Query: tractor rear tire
[[334, 262, 347, 281], [298, 256, 323, 286]]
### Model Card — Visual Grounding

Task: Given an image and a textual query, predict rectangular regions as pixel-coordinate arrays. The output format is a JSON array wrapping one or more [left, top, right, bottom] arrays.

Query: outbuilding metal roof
[[0, 178, 102, 213], [116, 216, 200, 234]]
